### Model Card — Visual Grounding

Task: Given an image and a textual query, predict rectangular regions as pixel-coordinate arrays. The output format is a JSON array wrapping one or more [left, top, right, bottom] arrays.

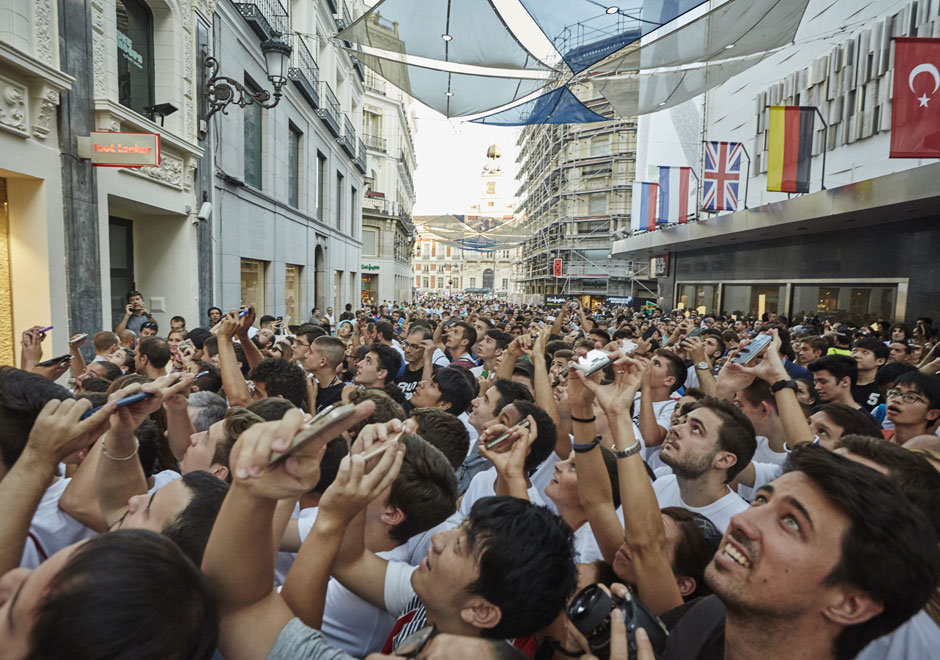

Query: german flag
[[767, 106, 815, 193]]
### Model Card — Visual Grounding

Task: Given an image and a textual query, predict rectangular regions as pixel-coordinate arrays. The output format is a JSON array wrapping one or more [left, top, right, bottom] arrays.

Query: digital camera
[[567, 584, 668, 660]]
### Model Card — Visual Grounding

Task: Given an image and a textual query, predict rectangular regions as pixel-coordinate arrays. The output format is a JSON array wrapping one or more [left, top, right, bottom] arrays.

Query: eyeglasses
[[295, 341, 311, 348], [403, 342, 423, 351], [886, 389, 928, 405]]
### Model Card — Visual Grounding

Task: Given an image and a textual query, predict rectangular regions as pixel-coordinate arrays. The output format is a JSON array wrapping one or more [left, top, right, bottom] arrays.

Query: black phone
[[37, 354, 72, 367]]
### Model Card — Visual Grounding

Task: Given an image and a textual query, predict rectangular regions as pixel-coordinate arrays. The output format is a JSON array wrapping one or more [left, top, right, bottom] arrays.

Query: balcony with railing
[[334, 0, 353, 31], [365, 72, 386, 95], [355, 137, 367, 173], [363, 133, 386, 152], [398, 150, 414, 192], [317, 82, 341, 137], [341, 114, 357, 158], [364, 194, 396, 216], [287, 34, 319, 109], [235, 0, 290, 40]]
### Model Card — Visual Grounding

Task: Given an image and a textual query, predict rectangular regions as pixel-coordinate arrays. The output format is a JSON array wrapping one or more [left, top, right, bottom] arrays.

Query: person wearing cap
[[139, 321, 159, 337], [827, 327, 853, 356]]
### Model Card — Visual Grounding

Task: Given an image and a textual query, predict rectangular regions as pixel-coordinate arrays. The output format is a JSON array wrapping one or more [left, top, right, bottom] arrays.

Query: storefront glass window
[[723, 284, 785, 318], [241, 258, 266, 312], [791, 285, 896, 325], [285, 264, 301, 324], [116, 0, 154, 115]]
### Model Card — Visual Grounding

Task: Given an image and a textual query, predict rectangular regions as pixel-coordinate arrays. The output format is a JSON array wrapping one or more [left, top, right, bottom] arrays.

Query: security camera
[[197, 202, 212, 222]]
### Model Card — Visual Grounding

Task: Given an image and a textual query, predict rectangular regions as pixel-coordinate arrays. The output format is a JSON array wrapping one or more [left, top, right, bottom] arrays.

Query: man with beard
[[653, 397, 755, 532]]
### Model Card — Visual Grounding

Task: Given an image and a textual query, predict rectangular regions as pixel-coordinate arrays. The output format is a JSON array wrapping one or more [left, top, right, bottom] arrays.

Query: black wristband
[[570, 414, 596, 424], [770, 379, 799, 394], [572, 435, 602, 453]]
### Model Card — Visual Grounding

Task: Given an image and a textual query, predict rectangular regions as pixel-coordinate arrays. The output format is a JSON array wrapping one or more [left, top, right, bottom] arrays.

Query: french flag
[[657, 166, 694, 224], [631, 182, 659, 231]]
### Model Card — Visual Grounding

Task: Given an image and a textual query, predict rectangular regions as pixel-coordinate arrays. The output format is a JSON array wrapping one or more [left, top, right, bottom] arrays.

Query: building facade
[[360, 59, 417, 306], [514, 78, 641, 308], [211, 0, 366, 325], [412, 145, 518, 299], [611, 0, 940, 324]]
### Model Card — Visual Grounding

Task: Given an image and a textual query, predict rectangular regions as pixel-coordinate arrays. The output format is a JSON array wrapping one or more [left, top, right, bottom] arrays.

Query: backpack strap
[[662, 595, 726, 659]]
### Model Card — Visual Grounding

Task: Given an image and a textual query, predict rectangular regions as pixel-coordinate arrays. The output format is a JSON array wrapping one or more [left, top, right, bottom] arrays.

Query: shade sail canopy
[[470, 86, 610, 125]]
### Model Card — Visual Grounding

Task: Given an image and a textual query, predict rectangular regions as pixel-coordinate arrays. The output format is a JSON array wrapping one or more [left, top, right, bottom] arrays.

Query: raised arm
[[637, 367, 667, 448], [234, 306, 265, 370], [217, 312, 252, 407], [68, 333, 88, 379], [0, 397, 115, 572], [495, 335, 528, 382], [163, 385, 195, 463], [567, 367, 624, 563], [582, 356, 683, 616], [532, 329, 565, 453]]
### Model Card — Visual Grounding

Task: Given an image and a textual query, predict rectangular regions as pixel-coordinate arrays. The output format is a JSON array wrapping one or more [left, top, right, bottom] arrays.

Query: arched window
[[116, 0, 155, 115], [482, 268, 495, 291]]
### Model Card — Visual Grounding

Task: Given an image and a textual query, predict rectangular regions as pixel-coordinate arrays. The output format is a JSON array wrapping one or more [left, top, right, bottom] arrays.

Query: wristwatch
[[612, 439, 642, 459], [770, 379, 799, 394], [695, 361, 709, 370]]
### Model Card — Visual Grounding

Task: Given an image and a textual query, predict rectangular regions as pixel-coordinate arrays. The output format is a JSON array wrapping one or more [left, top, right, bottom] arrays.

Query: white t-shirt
[[21, 478, 97, 569], [652, 472, 748, 532], [573, 522, 604, 563], [529, 450, 562, 515], [458, 411, 479, 449], [431, 348, 450, 368], [856, 609, 940, 660], [149, 469, 182, 493], [751, 436, 787, 466], [736, 462, 784, 502], [383, 560, 420, 616]]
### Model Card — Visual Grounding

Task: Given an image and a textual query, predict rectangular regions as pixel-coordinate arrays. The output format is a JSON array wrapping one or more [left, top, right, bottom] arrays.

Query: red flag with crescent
[[891, 37, 940, 158]]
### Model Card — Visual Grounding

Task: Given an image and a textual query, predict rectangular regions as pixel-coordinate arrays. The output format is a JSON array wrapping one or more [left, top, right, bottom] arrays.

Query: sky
[[411, 101, 522, 215]]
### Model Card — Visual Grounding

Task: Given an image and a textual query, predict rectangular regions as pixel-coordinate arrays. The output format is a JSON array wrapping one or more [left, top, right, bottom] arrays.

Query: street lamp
[[202, 38, 292, 124]]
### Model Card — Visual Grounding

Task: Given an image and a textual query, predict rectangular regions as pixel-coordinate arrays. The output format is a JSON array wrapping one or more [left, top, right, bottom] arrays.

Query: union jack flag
[[703, 141, 743, 211]]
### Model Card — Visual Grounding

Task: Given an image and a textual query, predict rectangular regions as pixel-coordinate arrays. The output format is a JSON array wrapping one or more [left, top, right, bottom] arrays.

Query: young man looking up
[[135, 336, 172, 380], [850, 337, 888, 409], [354, 344, 402, 390], [883, 371, 940, 444], [471, 329, 511, 379], [635, 348, 686, 453], [304, 336, 347, 412], [444, 322, 477, 369], [808, 355, 864, 411], [654, 396, 755, 532], [409, 367, 475, 421], [796, 336, 829, 366]]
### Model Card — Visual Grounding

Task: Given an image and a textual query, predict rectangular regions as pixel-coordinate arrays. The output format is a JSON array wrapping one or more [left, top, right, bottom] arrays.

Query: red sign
[[553, 258, 563, 277], [890, 38, 940, 158], [82, 132, 161, 167]]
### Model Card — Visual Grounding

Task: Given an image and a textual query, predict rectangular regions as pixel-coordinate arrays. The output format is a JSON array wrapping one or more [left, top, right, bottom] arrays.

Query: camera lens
[[567, 584, 612, 639]]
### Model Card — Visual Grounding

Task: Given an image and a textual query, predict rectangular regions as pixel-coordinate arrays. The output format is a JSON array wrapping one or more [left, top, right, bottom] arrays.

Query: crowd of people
[[2, 289, 939, 659]]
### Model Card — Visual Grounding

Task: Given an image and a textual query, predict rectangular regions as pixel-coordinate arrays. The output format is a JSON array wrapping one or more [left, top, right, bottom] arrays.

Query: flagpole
[[813, 106, 828, 191], [739, 143, 751, 210]]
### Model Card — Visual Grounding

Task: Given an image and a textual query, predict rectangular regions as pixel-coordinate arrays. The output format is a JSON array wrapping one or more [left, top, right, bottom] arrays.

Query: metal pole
[[814, 106, 828, 191], [739, 143, 751, 210]]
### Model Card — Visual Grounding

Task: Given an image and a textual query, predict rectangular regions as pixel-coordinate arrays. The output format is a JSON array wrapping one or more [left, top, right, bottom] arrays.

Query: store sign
[[553, 258, 563, 277], [650, 254, 669, 278], [605, 296, 634, 307], [361, 264, 380, 271], [544, 294, 566, 308], [77, 132, 161, 167]]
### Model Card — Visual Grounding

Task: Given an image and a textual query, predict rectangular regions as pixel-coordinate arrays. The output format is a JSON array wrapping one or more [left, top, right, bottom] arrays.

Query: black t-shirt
[[852, 381, 882, 410], [395, 367, 423, 401], [315, 382, 345, 412], [661, 595, 726, 660]]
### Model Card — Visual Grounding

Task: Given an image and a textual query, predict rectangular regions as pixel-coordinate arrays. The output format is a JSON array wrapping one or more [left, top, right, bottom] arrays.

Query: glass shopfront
[[116, 0, 154, 115]]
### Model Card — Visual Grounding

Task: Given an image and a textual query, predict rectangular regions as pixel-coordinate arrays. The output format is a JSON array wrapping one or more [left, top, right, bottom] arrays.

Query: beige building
[[514, 78, 640, 307], [413, 145, 518, 298]]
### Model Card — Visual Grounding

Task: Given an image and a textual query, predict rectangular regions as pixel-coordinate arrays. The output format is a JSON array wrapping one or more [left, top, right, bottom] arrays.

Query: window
[[241, 258, 267, 312], [316, 152, 327, 221], [244, 76, 263, 188], [502, 278, 508, 290], [423, 277, 429, 288], [470, 278, 476, 288], [116, 0, 154, 115], [288, 125, 301, 208], [486, 181, 496, 194], [285, 264, 302, 323], [335, 172, 344, 230], [362, 229, 377, 256], [350, 186, 358, 238]]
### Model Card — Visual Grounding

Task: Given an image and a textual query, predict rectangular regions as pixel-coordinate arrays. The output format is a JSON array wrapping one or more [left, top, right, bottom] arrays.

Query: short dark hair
[[29, 530, 218, 660], [313, 336, 347, 369], [409, 408, 469, 470], [248, 358, 307, 407], [259, 315, 276, 326], [452, 321, 477, 351], [312, 438, 348, 494], [345, 389, 406, 438], [874, 361, 917, 388], [892, 371, 940, 411], [126, 290, 143, 302], [809, 355, 858, 387], [0, 366, 72, 469], [700, 396, 757, 483], [162, 470, 229, 565], [490, 378, 533, 413], [485, 329, 513, 351], [433, 367, 476, 414], [246, 397, 296, 421], [207, 306, 222, 317], [662, 507, 719, 601], [784, 445, 940, 660], [386, 434, 458, 544], [464, 497, 577, 640], [816, 403, 883, 439], [654, 348, 688, 393], [589, 328, 611, 344], [138, 337, 171, 369], [215, 408, 265, 482], [185, 327, 212, 351], [852, 337, 889, 361], [510, 400, 557, 475], [370, 343, 403, 382], [375, 321, 396, 341], [191, 362, 222, 394], [296, 324, 327, 343]]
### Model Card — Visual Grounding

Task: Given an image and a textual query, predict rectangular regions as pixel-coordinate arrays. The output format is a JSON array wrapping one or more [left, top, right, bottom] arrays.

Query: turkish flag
[[891, 37, 940, 158]]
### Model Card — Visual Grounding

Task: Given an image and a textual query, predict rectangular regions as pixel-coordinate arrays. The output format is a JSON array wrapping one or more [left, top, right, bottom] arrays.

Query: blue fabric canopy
[[470, 86, 609, 125]]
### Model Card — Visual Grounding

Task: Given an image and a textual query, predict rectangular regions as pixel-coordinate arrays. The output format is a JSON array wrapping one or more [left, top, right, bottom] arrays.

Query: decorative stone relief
[[32, 0, 56, 67], [184, 163, 196, 191], [91, 1, 107, 97], [140, 153, 184, 187], [30, 87, 60, 140], [194, 0, 217, 21], [0, 76, 28, 136]]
